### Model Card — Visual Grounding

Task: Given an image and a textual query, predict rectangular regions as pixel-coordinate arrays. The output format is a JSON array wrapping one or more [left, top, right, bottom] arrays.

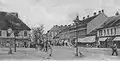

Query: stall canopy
[[98, 38, 107, 41], [113, 37, 120, 41], [78, 36, 96, 43]]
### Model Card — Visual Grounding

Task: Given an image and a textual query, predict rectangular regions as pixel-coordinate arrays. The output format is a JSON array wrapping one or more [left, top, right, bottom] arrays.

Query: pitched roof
[[49, 25, 59, 32], [82, 14, 99, 24], [0, 12, 31, 30], [100, 15, 120, 29]]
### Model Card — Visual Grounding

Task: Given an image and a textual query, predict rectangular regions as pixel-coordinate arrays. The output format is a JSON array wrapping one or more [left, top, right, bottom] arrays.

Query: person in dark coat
[[111, 44, 118, 56], [47, 41, 52, 57]]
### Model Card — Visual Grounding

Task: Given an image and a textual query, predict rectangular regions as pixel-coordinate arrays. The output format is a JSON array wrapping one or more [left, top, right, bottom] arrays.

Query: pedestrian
[[111, 44, 118, 56], [47, 41, 52, 57]]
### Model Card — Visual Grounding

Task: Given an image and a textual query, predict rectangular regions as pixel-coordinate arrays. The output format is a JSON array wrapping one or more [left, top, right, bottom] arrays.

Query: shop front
[[78, 36, 96, 47], [112, 37, 120, 48], [98, 37, 107, 48]]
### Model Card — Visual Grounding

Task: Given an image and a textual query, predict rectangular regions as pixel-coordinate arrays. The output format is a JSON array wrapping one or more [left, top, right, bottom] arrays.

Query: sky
[[0, 0, 120, 33]]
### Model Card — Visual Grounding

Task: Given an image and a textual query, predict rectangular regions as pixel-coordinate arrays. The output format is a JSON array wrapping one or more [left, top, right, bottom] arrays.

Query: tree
[[31, 24, 44, 47]]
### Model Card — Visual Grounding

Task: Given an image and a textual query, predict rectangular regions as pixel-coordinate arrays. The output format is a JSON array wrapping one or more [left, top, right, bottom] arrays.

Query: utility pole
[[75, 22, 79, 56], [73, 15, 79, 56], [14, 30, 20, 52]]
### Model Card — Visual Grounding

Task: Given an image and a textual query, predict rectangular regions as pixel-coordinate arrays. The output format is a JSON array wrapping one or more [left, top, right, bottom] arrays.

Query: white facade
[[97, 27, 118, 37], [0, 30, 30, 39]]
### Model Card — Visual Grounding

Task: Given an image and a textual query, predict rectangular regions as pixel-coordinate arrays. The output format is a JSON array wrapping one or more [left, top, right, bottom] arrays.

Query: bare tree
[[31, 24, 44, 48]]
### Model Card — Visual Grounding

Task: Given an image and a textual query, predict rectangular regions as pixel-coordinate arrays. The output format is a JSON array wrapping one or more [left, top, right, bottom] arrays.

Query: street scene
[[0, 0, 120, 61]]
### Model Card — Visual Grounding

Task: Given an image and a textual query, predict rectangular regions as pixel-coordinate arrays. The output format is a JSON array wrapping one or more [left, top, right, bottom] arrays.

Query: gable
[[87, 13, 107, 34]]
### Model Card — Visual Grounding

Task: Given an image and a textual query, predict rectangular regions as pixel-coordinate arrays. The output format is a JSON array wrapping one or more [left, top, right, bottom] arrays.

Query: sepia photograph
[[0, 0, 120, 61]]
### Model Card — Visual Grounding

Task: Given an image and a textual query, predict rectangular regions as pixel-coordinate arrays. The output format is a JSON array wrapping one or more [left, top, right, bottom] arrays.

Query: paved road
[[0, 46, 120, 60]]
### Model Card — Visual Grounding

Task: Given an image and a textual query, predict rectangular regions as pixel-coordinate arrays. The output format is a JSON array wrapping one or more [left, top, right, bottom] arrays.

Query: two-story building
[[0, 11, 31, 47], [97, 11, 120, 48]]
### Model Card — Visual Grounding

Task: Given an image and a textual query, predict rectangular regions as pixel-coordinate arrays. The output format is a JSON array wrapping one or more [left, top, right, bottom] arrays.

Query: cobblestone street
[[0, 46, 120, 61]]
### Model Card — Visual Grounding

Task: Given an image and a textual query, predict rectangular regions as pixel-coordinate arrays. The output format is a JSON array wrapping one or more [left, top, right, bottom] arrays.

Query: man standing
[[112, 44, 118, 56], [47, 41, 52, 57]]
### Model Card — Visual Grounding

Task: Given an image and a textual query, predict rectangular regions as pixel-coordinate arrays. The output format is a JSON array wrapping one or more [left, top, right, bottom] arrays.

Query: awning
[[98, 38, 107, 41], [113, 37, 120, 41], [78, 36, 95, 43]]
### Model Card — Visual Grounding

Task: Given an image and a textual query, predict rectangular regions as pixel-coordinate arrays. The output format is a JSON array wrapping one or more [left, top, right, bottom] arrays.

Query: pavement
[[0, 46, 120, 61]]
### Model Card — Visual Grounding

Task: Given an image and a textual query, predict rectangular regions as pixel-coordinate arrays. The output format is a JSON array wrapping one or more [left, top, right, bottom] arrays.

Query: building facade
[[0, 11, 31, 47], [55, 10, 107, 46], [97, 12, 120, 48]]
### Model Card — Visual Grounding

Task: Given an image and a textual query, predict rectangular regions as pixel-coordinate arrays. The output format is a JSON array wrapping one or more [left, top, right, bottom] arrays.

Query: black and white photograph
[[0, 0, 120, 61]]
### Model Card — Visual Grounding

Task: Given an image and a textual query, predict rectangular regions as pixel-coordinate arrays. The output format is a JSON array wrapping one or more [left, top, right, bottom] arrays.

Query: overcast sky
[[0, 0, 120, 33]]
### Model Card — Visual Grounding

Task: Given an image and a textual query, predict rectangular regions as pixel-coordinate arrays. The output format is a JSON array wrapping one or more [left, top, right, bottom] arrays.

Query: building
[[53, 10, 107, 47], [97, 11, 120, 48], [0, 11, 31, 47], [47, 25, 64, 45]]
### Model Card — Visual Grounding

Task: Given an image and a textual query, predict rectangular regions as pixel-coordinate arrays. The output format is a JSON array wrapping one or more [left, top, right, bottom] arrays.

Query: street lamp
[[75, 22, 79, 56], [14, 30, 20, 52], [73, 15, 80, 56]]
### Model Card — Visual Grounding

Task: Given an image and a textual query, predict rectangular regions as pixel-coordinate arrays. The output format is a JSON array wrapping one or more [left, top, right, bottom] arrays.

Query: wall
[[0, 30, 30, 39], [97, 26, 120, 37], [87, 13, 107, 34]]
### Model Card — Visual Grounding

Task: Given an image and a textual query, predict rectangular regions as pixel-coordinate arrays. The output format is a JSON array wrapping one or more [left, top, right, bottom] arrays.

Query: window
[[111, 29, 113, 35], [0, 31, 1, 36], [104, 29, 106, 36], [101, 30, 103, 36], [114, 28, 116, 35], [99, 30, 102, 36], [7, 32, 11, 36], [107, 29, 109, 35], [24, 31, 27, 36], [99, 30, 101, 36]]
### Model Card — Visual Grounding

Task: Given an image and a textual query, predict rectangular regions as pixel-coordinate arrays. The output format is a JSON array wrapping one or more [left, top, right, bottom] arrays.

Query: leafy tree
[[31, 24, 44, 46]]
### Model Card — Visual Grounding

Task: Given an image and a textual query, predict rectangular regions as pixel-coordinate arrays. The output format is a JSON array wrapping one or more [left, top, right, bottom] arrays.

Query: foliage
[[31, 24, 44, 44]]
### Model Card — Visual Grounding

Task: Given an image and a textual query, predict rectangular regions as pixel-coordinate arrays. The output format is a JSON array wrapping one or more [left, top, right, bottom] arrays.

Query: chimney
[[76, 15, 79, 20], [60, 25, 63, 27], [87, 15, 89, 18], [65, 25, 67, 27], [115, 11, 119, 16], [93, 12, 96, 16], [68, 24, 71, 26], [102, 10, 104, 13], [54, 25, 58, 27], [11, 12, 18, 17], [98, 11, 101, 14], [83, 17, 85, 20]]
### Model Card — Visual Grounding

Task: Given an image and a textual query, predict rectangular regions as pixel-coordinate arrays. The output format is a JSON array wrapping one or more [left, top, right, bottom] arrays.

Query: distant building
[[47, 25, 63, 44], [0, 11, 31, 47], [53, 10, 108, 46], [97, 11, 120, 48]]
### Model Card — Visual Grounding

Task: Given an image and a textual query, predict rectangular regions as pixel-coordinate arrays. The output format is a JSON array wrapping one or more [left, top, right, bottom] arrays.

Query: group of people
[[54, 40, 69, 46], [38, 41, 53, 57]]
